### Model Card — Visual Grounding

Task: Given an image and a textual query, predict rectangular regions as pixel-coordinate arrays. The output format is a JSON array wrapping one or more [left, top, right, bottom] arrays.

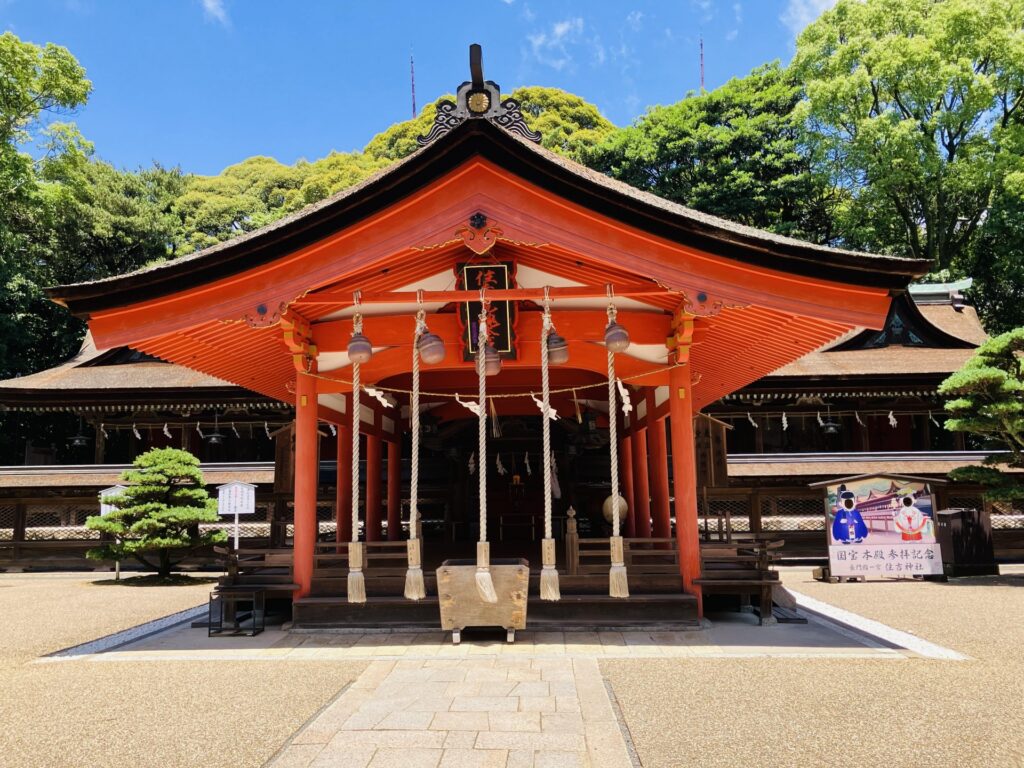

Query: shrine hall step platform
[[292, 592, 699, 631]]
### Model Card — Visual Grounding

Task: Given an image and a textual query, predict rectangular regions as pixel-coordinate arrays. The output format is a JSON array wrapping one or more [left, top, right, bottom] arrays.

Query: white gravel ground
[[602, 566, 1024, 768], [0, 573, 365, 768]]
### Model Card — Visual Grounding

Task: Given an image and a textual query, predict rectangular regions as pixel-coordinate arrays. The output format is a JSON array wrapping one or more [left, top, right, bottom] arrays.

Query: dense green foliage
[[792, 0, 1024, 270], [939, 328, 1024, 500], [585, 63, 834, 241], [4, 0, 1024, 419], [85, 448, 226, 576]]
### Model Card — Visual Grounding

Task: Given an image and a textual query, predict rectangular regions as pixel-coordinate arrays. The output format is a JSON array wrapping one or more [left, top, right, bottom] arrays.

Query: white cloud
[[201, 0, 229, 26], [526, 17, 584, 72], [733, 2, 743, 24], [726, 28, 738, 41], [781, 0, 837, 37], [690, 0, 713, 22], [626, 10, 644, 31]]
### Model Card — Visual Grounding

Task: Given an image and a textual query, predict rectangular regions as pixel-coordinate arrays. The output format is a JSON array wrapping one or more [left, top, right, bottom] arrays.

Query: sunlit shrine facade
[[47, 54, 927, 625]]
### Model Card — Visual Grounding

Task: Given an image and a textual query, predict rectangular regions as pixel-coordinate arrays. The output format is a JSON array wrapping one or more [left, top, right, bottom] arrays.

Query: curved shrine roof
[[48, 119, 928, 316]]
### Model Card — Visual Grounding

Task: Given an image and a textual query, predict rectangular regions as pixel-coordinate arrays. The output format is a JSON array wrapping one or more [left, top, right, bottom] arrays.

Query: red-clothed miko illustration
[[893, 493, 927, 541]]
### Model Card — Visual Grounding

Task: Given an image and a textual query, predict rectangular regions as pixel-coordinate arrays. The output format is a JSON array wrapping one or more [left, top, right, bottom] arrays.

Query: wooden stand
[[436, 558, 529, 644]]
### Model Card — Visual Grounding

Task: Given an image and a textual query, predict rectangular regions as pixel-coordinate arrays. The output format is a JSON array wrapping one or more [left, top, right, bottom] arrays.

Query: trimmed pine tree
[[939, 327, 1024, 502], [86, 448, 227, 578]]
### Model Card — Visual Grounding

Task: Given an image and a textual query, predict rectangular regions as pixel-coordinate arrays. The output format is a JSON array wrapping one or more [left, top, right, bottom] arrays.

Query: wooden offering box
[[436, 558, 529, 644]]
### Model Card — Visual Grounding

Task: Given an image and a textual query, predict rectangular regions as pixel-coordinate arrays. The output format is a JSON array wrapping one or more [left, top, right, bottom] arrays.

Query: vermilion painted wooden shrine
[[47, 49, 928, 630]]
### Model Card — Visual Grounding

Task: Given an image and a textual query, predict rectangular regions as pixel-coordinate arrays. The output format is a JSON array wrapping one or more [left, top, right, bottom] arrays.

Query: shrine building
[[42, 49, 929, 628]]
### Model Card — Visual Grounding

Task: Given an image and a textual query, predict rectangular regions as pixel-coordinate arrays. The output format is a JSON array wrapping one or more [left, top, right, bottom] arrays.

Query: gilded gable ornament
[[417, 44, 542, 147]]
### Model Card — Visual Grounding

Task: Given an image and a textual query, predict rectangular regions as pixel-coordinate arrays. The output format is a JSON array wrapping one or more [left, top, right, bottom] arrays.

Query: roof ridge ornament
[[417, 44, 542, 147]]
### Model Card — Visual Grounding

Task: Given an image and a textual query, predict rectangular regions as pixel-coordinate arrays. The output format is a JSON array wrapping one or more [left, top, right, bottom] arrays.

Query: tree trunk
[[158, 549, 172, 579]]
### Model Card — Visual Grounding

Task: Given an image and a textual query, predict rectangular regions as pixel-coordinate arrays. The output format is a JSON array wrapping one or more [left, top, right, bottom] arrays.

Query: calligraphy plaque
[[458, 262, 516, 359]]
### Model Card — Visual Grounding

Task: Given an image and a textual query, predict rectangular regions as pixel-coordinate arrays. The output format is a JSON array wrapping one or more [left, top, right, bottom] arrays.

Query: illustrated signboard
[[217, 481, 256, 549], [99, 485, 127, 516], [458, 262, 516, 358], [816, 474, 944, 578]]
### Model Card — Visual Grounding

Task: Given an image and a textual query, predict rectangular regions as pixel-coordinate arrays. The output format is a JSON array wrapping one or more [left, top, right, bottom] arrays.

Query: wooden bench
[[215, 546, 298, 594], [697, 539, 784, 625]]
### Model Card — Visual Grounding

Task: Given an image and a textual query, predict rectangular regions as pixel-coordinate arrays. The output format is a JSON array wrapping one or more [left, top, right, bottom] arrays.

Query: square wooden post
[[630, 428, 651, 537], [387, 439, 401, 541], [647, 408, 672, 538], [619, 435, 636, 538], [669, 364, 702, 617], [335, 417, 352, 544], [293, 371, 319, 599], [365, 433, 382, 541]]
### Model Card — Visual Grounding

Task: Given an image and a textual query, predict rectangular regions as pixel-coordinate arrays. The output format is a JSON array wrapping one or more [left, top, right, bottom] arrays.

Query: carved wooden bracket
[[455, 212, 503, 254], [679, 290, 747, 318], [244, 300, 289, 328], [281, 312, 318, 373]]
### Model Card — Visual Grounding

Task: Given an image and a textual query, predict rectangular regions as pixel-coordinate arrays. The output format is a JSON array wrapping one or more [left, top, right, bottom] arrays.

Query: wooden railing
[[313, 540, 409, 577], [564, 507, 679, 576]]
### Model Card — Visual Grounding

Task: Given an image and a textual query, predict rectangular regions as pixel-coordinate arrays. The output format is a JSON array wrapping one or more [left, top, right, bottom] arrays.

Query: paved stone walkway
[[270, 655, 632, 768]]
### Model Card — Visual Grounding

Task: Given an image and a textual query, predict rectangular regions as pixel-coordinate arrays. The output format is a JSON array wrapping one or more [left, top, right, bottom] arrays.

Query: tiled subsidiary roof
[[766, 302, 986, 379], [917, 304, 988, 346], [0, 333, 281, 409], [0, 462, 275, 488], [726, 451, 1018, 478]]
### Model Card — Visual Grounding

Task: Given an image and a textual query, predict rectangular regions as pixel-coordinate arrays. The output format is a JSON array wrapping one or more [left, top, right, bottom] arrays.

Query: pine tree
[[86, 448, 226, 577], [939, 328, 1024, 502]]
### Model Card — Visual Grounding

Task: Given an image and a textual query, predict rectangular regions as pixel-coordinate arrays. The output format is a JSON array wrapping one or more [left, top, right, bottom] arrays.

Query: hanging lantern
[[347, 332, 373, 364], [417, 331, 446, 364], [604, 321, 630, 352], [821, 407, 841, 435], [68, 415, 91, 448], [602, 494, 629, 525], [206, 414, 226, 445], [484, 345, 502, 376], [546, 331, 569, 365]]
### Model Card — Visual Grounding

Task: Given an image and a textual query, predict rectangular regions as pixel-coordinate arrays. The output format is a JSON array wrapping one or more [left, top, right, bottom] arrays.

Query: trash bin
[[933, 508, 999, 578]]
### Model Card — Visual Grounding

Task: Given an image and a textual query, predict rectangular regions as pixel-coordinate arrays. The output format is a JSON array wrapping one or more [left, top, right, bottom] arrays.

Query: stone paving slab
[[270, 657, 633, 768]]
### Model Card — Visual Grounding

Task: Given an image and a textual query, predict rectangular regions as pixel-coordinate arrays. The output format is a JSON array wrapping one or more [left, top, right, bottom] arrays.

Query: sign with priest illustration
[[817, 474, 944, 578]]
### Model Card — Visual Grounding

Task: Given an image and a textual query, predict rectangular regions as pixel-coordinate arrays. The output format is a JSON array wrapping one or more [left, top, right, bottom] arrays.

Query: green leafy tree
[[791, 0, 1024, 267], [939, 327, 1024, 502], [512, 86, 615, 159], [86, 448, 226, 577], [364, 87, 614, 163], [585, 63, 833, 241]]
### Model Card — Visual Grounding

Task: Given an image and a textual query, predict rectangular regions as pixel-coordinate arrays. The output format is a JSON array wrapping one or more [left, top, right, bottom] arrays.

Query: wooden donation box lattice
[[436, 558, 529, 644]]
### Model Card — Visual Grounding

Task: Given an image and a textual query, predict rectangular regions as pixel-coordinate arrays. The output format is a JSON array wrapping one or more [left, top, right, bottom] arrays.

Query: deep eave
[[47, 119, 930, 317]]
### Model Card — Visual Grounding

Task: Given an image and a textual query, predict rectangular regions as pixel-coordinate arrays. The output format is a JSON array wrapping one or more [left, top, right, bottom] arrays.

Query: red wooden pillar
[[365, 433, 382, 541], [387, 439, 401, 541], [648, 415, 671, 539], [293, 371, 319, 599], [619, 435, 636, 538], [669, 364, 702, 617], [631, 428, 651, 537], [335, 418, 352, 544]]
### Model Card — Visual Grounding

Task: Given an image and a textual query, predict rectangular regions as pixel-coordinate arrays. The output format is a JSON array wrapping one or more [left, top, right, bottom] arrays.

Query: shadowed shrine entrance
[[47, 47, 928, 631]]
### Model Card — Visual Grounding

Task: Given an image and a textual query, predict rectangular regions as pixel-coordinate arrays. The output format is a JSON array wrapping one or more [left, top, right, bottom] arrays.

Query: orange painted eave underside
[[80, 156, 891, 413]]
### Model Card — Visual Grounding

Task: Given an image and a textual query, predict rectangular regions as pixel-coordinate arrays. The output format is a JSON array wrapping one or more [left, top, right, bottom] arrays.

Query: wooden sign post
[[217, 481, 257, 550]]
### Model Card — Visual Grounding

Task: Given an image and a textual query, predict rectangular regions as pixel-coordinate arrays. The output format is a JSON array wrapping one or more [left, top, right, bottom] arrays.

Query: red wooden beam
[[295, 283, 667, 306]]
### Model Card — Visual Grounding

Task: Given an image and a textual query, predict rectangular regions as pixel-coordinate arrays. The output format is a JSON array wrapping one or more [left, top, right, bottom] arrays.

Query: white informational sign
[[824, 476, 944, 578], [217, 481, 256, 550], [99, 485, 127, 516]]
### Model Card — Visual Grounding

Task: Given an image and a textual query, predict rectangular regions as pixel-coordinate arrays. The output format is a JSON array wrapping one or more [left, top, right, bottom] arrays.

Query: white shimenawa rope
[[607, 300, 629, 598], [539, 289, 560, 600], [475, 302, 498, 603], [404, 308, 426, 600], [347, 307, 366, 603]]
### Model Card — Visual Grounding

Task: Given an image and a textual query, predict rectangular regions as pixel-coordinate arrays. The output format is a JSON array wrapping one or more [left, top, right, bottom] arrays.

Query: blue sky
[[2, 0, 836, 176]]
